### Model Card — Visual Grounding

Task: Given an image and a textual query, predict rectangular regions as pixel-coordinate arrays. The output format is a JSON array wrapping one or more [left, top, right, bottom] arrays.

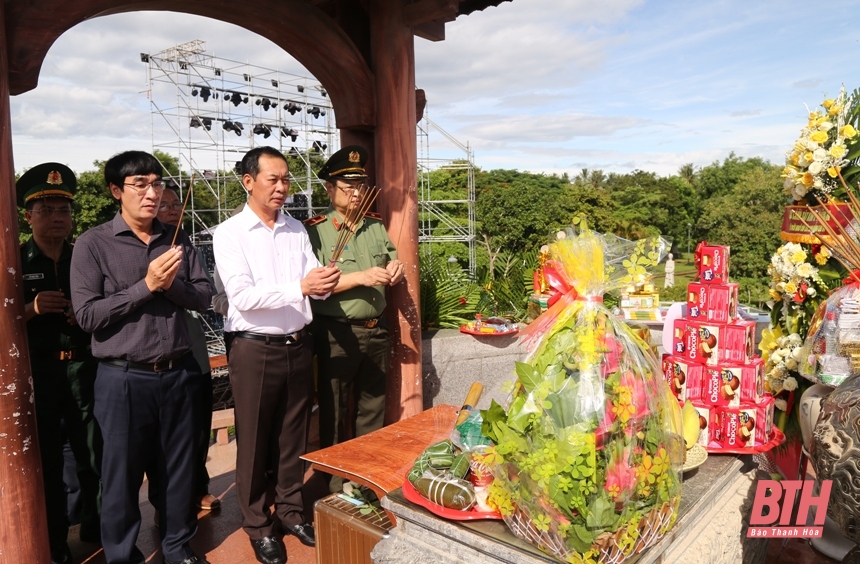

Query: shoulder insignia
[[304, 215, 327, 226], [365, 211, 382, 220]]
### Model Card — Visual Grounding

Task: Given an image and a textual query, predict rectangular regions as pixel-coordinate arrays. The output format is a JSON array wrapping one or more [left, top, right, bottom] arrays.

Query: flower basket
[[480, 225, 683, 564]]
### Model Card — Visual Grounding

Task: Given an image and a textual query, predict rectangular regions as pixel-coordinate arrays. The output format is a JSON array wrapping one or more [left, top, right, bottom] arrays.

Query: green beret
[[16, 162, 76, 208], [318, 145, 368, 181]]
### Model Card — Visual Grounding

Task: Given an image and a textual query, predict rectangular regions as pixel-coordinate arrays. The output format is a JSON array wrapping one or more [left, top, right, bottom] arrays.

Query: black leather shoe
[[250, 536, 286, 564], [163, 555, 210, 564], [284, 522, 315, 547]]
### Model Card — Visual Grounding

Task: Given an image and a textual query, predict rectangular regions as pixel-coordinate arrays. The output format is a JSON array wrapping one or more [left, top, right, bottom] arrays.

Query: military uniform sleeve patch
[[304, 215, 327, 226], [365, 211, 382, 220]]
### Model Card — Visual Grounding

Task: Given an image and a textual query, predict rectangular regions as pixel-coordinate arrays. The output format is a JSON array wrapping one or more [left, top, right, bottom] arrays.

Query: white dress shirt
[[213, 205, 324, 334]]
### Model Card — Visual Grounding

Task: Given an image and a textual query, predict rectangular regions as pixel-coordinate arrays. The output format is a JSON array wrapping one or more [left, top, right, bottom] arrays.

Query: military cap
[[318, 145, 368, 181], [16, 162, 76, 208]]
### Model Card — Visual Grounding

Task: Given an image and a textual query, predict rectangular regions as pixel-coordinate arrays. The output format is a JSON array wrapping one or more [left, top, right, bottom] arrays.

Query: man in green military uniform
[[306, 146, 404, 490], [18, 163, 102, 563]]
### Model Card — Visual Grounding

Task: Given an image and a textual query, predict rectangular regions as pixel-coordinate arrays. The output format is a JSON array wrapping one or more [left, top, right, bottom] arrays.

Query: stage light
[[312, 141, 327, 152], [261, 98, 272, 111], [200, 87, 211, 102], [284, 102, 300, 115], [234, 161, 242, 174], [280, 127, 299, 142], [231, 92, 242, 107], [244, 74, 251, 82], [180, 62, 188, 70], [253, 124, 272, 139], [243, 96, 249, 104], [308, 106, 322, 119], [140, 53, 150, 63], [215, 68, 222, 76], [297, 85, 304, 93], [321, 89, 327, 97], [255, 99, 261, 106], [271, 80, 278, 87], [190, 116, 203, 128], [191, 89, 198, 97], [202, 118, 212, 131], [223, 120, 243, 136]]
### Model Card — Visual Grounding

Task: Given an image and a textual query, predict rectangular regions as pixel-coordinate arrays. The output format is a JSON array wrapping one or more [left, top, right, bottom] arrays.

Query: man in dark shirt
[[18, 163, 102, 564], [70, 151, 214, 564]]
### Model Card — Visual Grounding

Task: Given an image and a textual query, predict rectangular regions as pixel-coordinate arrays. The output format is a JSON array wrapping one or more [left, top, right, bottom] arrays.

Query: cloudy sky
[[10, 0, 860, 178]]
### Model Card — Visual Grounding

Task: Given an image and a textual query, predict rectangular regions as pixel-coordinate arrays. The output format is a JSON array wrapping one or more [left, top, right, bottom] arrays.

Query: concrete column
[[0, 1, 51, 561], [368, 0, 422, 423]]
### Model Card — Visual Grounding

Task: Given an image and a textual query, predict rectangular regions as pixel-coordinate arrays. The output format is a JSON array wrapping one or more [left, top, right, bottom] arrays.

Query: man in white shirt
[[213, 147, 339, 564]]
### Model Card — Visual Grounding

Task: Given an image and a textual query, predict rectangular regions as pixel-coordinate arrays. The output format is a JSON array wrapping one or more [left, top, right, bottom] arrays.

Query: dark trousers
[[148, 370, 213, 504], [311, 316, 388, 450], [32, 356, 102, 555], [94, 358, 202, 564], [229, 334, 313, 539]]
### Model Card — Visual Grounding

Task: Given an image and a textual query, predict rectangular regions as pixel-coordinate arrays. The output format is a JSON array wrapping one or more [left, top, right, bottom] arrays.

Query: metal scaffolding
[[142, 39, 337, 236], [417, 112, 477, 274]]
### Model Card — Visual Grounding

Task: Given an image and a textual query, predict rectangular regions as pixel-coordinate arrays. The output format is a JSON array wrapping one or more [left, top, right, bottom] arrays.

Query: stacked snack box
[[661, 242, 774, 449]]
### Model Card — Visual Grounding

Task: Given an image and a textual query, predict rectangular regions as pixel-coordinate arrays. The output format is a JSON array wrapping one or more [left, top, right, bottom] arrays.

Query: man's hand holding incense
[[386, 259, 405, 286], [360, 267, 392, 287], [301, 265, 341, 297], [145, 246, 182, 293]]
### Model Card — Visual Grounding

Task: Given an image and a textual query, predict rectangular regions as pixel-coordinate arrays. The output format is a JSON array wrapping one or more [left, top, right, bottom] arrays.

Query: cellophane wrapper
[[481, 227, 683, 564], [799, 283, 860, 387]]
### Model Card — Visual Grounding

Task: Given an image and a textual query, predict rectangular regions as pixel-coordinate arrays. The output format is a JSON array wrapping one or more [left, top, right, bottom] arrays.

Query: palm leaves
[[419, 249, 539, 330]]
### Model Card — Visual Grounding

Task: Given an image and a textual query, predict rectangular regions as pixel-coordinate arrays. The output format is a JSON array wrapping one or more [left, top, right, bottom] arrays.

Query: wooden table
[[301, 404, 458, 503]]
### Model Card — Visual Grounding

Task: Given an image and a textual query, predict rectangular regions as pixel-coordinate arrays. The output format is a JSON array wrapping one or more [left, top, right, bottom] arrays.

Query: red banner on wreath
[[780, 203, 855, 245]]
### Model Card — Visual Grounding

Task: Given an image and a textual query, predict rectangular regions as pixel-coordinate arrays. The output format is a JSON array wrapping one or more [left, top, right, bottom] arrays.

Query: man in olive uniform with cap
[[18, 163, 102, 563], [305, 146, 404, 490]]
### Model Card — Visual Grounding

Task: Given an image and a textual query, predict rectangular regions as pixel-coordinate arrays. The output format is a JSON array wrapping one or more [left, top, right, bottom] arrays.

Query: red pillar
[[369, 0, 423, 423], [0, 2, 51, 562]]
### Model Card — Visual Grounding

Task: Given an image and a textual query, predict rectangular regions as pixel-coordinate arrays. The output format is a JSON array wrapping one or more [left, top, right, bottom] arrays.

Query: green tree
[[697, 167, 786, 304]]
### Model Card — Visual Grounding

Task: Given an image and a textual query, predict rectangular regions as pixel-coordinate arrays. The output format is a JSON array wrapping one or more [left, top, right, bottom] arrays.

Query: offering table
[[372, 454, 769, 564]]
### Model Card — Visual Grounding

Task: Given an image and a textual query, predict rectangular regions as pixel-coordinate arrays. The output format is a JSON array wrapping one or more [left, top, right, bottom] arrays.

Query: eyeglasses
[[158, 203, 183, 212], [336, 181, 365, 194], [123, 180, 167, 193], [32, 206, 72, 217]]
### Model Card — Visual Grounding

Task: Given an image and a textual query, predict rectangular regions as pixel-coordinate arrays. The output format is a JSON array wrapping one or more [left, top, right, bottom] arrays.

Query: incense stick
[[329, 186, 380, 265], [170, 173, 194, 247]]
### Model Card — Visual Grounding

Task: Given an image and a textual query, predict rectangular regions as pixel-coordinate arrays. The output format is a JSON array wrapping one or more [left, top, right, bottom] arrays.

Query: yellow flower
[[809, 110, 823, 120], [830, 144, 847, 158], [759, 325, 784, 363], [784, 281, 797, 294], [823, 99, 835, 109], [801, 172, 814, 187], [841, 124, 857, 138], [790, 249, 807, 264], [804, 151, 814, 163], [791, 153, 800, 165], [769, 288, 781, 300], [829, 105, 842, 116], [828, 166, 840, 178], [810, 131, 829, 144]]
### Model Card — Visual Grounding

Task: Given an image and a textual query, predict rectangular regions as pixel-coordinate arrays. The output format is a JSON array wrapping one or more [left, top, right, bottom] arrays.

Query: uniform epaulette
[[365, 211, 382, 220], [304, 215, 327, 226]]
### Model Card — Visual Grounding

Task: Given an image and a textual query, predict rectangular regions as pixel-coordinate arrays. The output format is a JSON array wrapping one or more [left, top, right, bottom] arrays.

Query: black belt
[[232, 328, 308, 345], [100, 351, 191, 373], [323, 316, 382, 329]]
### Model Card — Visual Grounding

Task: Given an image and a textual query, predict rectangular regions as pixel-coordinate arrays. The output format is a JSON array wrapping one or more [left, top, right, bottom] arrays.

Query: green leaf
[[480, 400, 508, 442], [515, 361, 540, 394], [569, 524, 595, 553]]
